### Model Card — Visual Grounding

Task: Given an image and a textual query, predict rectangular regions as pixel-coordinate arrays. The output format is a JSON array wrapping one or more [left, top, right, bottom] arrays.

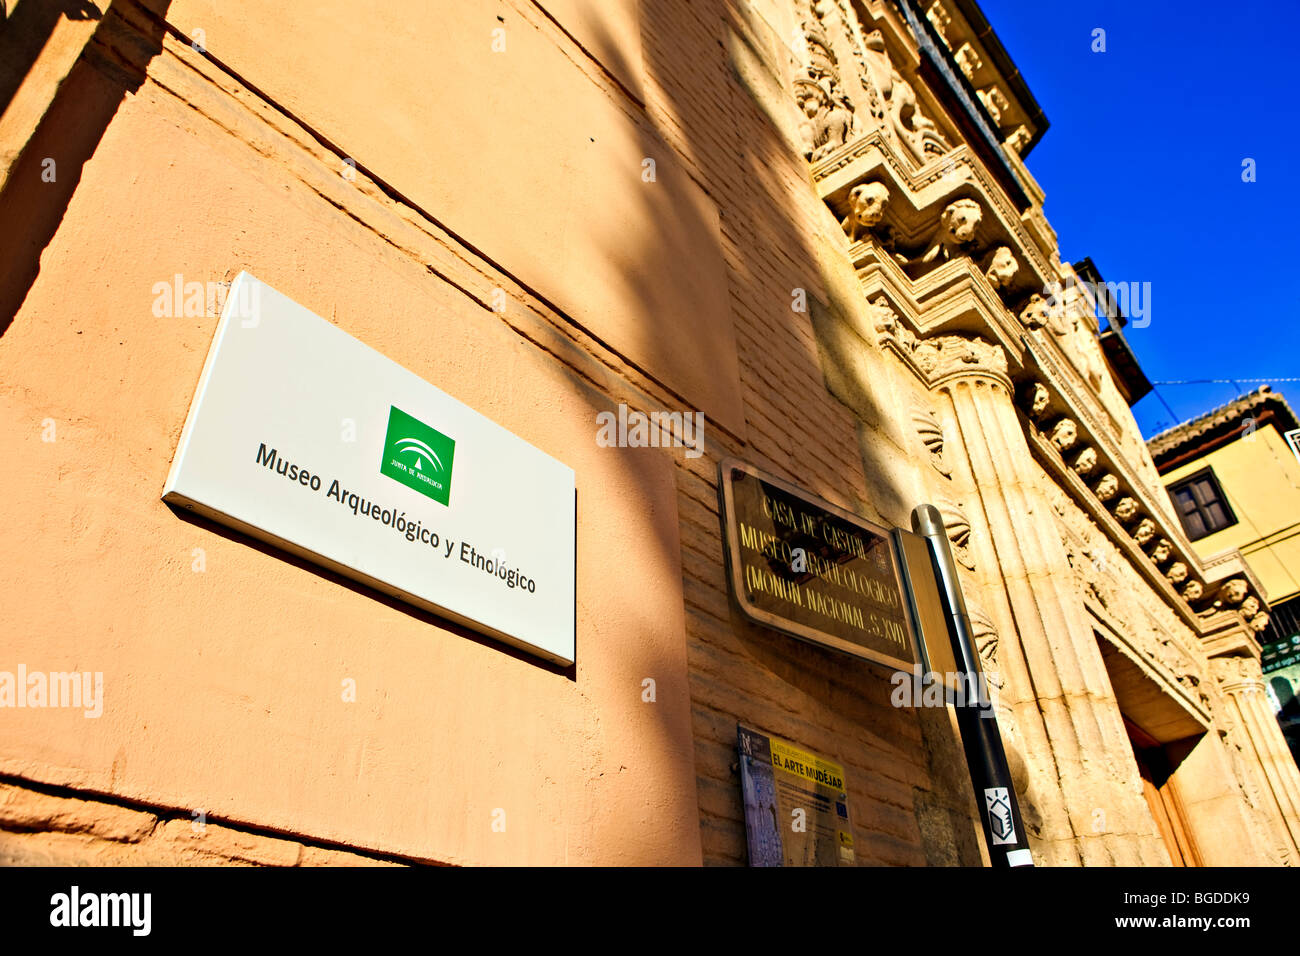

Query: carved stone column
[[1211, 655, 1300, 861], [930, 336, 1170, 865]]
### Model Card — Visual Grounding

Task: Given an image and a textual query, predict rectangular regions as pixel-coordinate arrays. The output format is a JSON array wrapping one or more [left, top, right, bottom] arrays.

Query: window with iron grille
[[1168, 468, 1236, 540]]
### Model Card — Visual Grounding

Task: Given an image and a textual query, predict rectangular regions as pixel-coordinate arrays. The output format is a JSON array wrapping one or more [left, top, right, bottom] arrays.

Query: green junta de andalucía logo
[[380, 405, 456, 506]]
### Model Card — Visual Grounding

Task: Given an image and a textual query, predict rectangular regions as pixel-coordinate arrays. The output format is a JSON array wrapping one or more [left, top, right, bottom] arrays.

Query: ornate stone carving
[[938, 501, 974, 570], [1182, 580, 1204, 602], [1150, 539, 1172, 564], [910, 333, 1007, 383], [1219, 579, 1249, 605], [912, 404, 952, 477], [1166, 561, 1189, 585], [860, 30, 949, 160], [1071, 446, 1098, 477], [1113, 496, 1139, 522], [1241, 595, 1261, 617], [1065, 534, 1113, 609], [1022, 381, 1051, 420], [1196, 579, 1252, 618], [925, 1, 952, 47], [790, 3, 860, 162], [967, 602, 1003, 689], [868, 295, 899, 341], [1132, 518, 1156, 546], [792, 4, 951, 167], [1211, 654, 1263, 688], [840, 180, 889, 242], [908, 198, 982, 271], [977, 86, 1010, 127], [1146, 631, 1197, 686], [983, 245, 1019, 292], [1019, 293, 1051, 330], [1005, 125, 1032, 155], [1049, 418, 1077, 451], [796, 77, 854, 161], [1249, 613, 1271, 633], [954, 42, 982, 82], [1093, 473, 1119, 501]]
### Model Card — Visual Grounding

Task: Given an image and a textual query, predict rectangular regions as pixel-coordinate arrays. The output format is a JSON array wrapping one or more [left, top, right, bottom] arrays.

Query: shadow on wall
[[0, 1, 104, 116], [0, 0, 169, 339], [628, 0, 985, 865]]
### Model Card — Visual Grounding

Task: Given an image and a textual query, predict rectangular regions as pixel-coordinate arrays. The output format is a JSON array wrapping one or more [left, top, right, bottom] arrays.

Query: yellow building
[[1152, 387, 1300, 769], [1151, 387, 1300, 628]]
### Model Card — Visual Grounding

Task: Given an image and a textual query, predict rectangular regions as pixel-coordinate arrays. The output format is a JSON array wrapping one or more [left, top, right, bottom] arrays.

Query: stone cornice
[[1030, 425, 1206, 631], [850, 244, 1025, 368], [1020, 347, 1269, 642]]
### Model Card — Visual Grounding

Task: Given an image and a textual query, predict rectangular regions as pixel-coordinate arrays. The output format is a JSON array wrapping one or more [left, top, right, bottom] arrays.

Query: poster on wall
[[737, 724, 856, 866]]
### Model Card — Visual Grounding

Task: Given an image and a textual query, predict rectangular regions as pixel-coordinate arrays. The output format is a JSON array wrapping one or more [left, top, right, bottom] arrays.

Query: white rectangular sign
[[163, 272, 576, 665]]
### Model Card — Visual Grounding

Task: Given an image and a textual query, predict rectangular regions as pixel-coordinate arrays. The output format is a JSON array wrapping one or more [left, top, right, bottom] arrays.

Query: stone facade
[[0, 0, 1295, 866]]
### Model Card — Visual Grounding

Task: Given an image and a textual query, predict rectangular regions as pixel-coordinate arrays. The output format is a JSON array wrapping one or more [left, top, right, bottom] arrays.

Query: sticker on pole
[[984, 787, 1017, 845]]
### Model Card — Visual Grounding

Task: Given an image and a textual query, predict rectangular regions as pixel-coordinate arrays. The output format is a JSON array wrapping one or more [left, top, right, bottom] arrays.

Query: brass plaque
[[718, 459, 917, 670]]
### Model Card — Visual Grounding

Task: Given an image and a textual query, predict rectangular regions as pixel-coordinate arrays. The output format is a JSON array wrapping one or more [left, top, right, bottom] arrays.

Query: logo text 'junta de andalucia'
[[380, 405, 456, 506]]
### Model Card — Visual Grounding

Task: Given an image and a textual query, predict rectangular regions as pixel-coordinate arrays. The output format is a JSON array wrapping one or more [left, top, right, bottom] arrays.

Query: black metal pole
[[911, 504, 1034, 867]]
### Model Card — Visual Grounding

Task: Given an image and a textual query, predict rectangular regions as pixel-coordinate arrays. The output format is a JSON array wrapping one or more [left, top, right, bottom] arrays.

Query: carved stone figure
[[1219, 579, 1249, 605], [1166, 562, 1189, 585], [868, 295, 898, 339], [1182, 580, 1204, 602], [1241, 595, 1261, 617], [840, 181, 889, 242], [1024, 381, 1051, 419], [1094, 474, 1119, 501], [1113, 497, 1138, 522], [954, 42, 982, 82], [1150, 539, 1172, 563], [1072, 447, 1098, 476], [1050, 418, 1077, 451], [796, 77, 854, 161], [861, 30, 948, 159], [1005, 125, 1032, 155], [1019, 293, 1051, 330], [909, 198, 982, 273], [1133, 519, 1156, 546], [1250, 613, 1271, 633], [983, 245, 1019, 292], [926, 1, 952, 47], [977, 86, 1009, 126]]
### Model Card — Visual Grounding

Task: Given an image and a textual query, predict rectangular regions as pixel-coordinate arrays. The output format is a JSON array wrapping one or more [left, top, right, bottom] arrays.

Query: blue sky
[[975, 0, 1298, 437]]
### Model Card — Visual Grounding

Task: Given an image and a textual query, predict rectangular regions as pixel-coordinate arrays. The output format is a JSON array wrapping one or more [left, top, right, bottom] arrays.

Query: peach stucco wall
[[0, 5, 705, 865]]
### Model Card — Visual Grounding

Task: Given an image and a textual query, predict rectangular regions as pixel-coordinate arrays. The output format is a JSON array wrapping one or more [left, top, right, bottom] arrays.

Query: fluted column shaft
[[1215, 659, 1300, 860], [940, 365, 1169, 866]]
